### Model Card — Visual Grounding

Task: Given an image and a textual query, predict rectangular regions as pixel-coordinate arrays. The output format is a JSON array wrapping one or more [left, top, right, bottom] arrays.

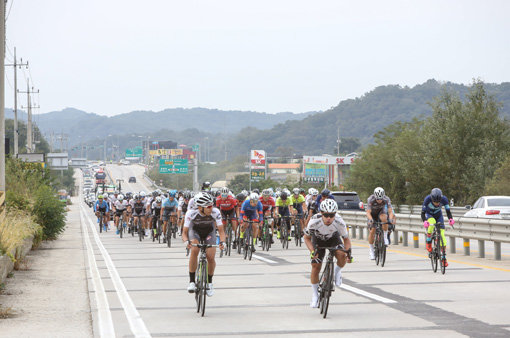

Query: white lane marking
[[252, 254, 278, 264], [81, 204, 152, 338], [80, 208, 116, 337], [340, 283, 397, 303]]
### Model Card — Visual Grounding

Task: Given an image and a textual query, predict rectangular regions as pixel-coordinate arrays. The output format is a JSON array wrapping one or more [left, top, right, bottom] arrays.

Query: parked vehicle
[[128, 176, 136, 183], [464, 196, 510, 219], [331, 191, 364, 210]]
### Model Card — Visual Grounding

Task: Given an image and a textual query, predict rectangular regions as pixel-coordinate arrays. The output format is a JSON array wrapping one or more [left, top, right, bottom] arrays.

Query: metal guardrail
[[338, 210, 510, 260], [395, 205, 467, 218]]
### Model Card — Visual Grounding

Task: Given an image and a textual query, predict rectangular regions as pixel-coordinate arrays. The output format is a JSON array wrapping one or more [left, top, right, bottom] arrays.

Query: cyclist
[[130, 193, 145, 235], [113, 194, 129, 235], [202, 181, 212, 192], [183, 192, 225, 297], [422, 188, 455, 267], [216, 187, 239, 247], [305, 189, 319, 225], [366, 187, 396, 260], [259, 189, 276, 244], [314, 189, 335, 212], [240, 193, 263, 250], [151, 196, 163, 238], [304, 199, 351, 308], [275, 191, 294, 241], [94, 195, 109, 230], [162, 190, 179, 243], [290, 188, 306, 237], [177, 191, 191, 235]]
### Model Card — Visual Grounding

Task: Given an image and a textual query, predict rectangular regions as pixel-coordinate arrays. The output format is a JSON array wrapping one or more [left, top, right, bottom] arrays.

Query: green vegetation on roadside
[[346, 81, 510, 205]]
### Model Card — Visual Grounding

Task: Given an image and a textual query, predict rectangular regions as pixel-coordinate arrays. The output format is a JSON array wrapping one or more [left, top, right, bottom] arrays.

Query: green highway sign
[[125, 146, 143, 158], [250, 168, 265, 181], [192, 144, 199, 152], [159, 158, 189, 174]]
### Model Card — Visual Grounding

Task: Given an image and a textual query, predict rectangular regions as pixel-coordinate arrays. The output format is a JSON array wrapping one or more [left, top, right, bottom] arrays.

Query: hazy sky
[[5, 0, 510, 116]]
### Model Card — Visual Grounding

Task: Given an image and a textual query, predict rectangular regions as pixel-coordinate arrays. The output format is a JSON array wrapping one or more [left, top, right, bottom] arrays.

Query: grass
[[0, 305, 14, 319], [0, 210, 42, 260]]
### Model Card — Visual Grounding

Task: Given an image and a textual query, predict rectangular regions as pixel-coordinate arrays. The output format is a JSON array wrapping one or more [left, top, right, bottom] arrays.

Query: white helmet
[[292, 188, 300, 195], [262, 189, 271, 196], [221, 187, 229, 195], [374, 187, 385, 199], [275, 191, 281, 198], [195, 192, 214, 207], [241, 190, 249, 196], [283, 188, 291, 195], [155, 196, 162, 203], [311, 188, 319, 196], [320, 199, 338, 213], [140, 191, 146, 197], [118, 194, 124, 201], [308, 188, 314, 195], [249, 193, 259, 202]]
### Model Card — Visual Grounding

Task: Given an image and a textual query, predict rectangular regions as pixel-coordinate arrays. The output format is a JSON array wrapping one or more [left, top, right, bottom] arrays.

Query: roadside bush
[[5, 190, 30, 211], [31, 185, 67, 240], [0, 211, 42, 258]]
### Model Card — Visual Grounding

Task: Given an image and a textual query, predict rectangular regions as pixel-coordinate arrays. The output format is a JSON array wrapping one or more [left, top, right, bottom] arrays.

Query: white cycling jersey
[[114, 200, 128, 211], [305, 213, 349, 241]]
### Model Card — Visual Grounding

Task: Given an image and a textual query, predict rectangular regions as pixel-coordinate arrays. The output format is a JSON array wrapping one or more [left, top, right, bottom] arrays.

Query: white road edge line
[[81, 204, 152, 338], [340, 283, 397, 303], [252, 254, 278, 264], [80, 207, 116, 337]]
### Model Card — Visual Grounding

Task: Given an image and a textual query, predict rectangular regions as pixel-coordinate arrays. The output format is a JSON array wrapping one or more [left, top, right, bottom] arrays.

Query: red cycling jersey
[[216, 195, 238, 211], [259, 196, 275, 212]]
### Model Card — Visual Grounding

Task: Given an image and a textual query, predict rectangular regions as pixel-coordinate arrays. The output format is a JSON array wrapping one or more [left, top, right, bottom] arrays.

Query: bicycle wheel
[[432, 235, 439, 273], [131, 221, 135, 237], [321, 262, 333, 318], [158, 221, 162, 244], [99, 218, 103, 233], [243, 229, 250, 260], [196, 262, 202, 313], [440, 240, 446, 275], [294, 221, 299, 247], [200, 261, 207, 317], [375, 232, 381, 266], [380, 232, 386, 267], [138, 223, 143, 242], [167, 224, 172, 248], [226, 226, 233, 256], [120, 220, 123, 238]]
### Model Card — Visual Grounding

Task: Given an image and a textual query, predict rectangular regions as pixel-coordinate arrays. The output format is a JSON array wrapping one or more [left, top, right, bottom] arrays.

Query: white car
[[464, 196, 510, 220]]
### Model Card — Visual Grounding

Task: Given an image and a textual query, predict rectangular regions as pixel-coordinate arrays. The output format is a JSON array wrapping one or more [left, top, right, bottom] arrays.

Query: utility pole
[[193, 157, 199, 191], [336, 126, 341, 155], [6, 48, 28, 157], [0, 1, 6, 191], [19, 80, 39, 153]]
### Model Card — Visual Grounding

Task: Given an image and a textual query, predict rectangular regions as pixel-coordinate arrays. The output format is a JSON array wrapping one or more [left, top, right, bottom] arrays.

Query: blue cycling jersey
[[241, 200, 263, 220], [422, 195, 450, 220], [162, 197, 178, 209], [94, 200, 109, 212]]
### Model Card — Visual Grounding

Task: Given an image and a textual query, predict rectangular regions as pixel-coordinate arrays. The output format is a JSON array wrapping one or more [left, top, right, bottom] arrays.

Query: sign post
[[250, 150, 267, 189]]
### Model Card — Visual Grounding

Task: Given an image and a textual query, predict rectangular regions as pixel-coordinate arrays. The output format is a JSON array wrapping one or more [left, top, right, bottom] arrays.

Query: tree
[[484, 155, 510, 196]]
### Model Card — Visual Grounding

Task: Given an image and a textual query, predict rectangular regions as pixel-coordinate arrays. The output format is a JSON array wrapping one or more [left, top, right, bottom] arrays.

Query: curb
[[0, 235, 35, 284]]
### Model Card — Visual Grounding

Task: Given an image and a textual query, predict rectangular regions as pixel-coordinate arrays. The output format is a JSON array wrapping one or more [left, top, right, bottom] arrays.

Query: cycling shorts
[[370, 208, 388, 225], [115, 209, 126, 217], [162, 212, 176, 222], [311, 233, 342, 264], [189, 224, 216, 245], [220, 209, 236, 222], [243, 210, 260, 222]]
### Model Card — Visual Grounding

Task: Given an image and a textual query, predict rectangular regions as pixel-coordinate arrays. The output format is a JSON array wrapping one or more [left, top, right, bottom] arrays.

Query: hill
[[220, 79, 510, 159]]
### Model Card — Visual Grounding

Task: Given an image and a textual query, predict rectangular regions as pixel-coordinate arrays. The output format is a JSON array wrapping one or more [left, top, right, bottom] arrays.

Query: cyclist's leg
[[426, 217, 436, 250]]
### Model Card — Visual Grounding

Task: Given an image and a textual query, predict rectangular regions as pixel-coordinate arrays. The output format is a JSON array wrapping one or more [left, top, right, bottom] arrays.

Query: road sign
[[159, 158, 189, 174], [192, 144, 199, 152], [250, 168, 265, 181], [125, 146, 143, 158]]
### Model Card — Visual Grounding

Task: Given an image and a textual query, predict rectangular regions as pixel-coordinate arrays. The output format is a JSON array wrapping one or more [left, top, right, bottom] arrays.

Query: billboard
[[304, 163, 327, 178], [250, 150, 266, 165], [303, 155, 356, 165]]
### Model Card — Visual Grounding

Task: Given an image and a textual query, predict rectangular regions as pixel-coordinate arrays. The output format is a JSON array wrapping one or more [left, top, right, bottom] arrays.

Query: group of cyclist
[[92, 178, 455, 307]]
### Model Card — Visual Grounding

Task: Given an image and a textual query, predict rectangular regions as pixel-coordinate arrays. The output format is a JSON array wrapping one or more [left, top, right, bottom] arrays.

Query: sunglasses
[[322, 213, 336, 219], [204, 205, 213, 209]]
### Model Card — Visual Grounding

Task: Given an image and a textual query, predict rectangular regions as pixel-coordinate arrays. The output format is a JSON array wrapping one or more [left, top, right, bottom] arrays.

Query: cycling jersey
[[131, 200, 145, 215], [162, 197, 178, 212], [290, 194, 305, 213], [259, 196, 275, 213], [151, 201, 162, 217], [178, 200, 189, 213], [216, 195, 238, 211], [305, 213, 349, 241], [275, 197, 292, 216], [366, 195, 392, 212], [114, 200, 128, 211], [240, 199, 263, 221], [94, 200, 109, 213], [184, 208, 223, 245], [421, 195, 452, 223]]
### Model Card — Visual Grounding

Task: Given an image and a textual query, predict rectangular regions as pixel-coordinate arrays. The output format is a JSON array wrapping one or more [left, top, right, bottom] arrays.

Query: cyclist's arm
[[343, 236, 352, 251], [388, 207, 396, 223]]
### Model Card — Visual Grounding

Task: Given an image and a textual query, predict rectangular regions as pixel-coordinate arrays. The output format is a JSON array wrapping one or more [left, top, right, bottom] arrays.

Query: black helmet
[[202, 181, 211, 190], [280, 191, 288, 200], [236, 193, 246, 201], [299, 188, 305, 194], [321, 189, 330, 197], [431, 188, 442, 203]]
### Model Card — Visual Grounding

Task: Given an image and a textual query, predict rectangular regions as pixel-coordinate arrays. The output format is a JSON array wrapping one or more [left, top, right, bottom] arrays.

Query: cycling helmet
[[133, 193, 140, 200], [283, 189, 291, 196], [275, 187, 282, 192], [168, 190, 177, 198], [220, 187, 229, 195], [118, 194, 124, 201], [155, 196, 162, 203], [241, 190, 249, 196], [183, 191, 191, 200], [98, 195, 104, 199], [236, 193, 246, 201], [140, 191, 146, 197], [253, 189, 260, 195], [262, 189, 271, 197], [195, 192, 214, 207], [312, 188, 319, 196], [299, 188, 305, 194], [321, 188, 330, 197], [280, 191, 288, 200], [114, 191, 119, 195], [202, 181, 211, 191], [431, 188, 443, 203], [320, 199, 338, 213], [308, 188, 314, 195], [249, 193, 259, 202], [374, 187, 385, 199], [292, 188, 300, 195]]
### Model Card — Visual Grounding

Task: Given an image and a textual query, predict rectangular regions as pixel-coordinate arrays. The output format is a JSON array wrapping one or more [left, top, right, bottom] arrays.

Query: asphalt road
[[79, 165, 510, 337]]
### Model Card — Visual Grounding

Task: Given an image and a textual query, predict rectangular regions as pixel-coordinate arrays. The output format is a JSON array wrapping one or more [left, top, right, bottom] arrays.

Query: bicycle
[[152, 216, 162, 243], [98, 211, 105, 233], [191, 240, 218, 317], [372, 221, 390, 267], [137, 216, 144, 242], [242, 220, 256, 260], [260, 216, 272, 252], [166, 215, 178, 248], [223, 216, 234, 256], [311, 231, 353, 319], [118, 212, 127, 238], [292, 213, 304, 247], [429, 222, 451, 274], [279, 216, 292, 250]]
